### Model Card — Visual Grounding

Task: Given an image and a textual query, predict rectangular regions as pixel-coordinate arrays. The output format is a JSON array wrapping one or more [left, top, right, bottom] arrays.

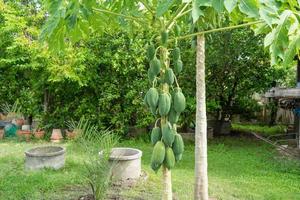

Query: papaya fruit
[[147, 43, 156, 61], [175, 153, 182, 162], [173, 88, 186, 113], [161, 31, 168, 46], [174, 24, 181, 37], [168, 108, 180, 124], [150, 57, 161, 75], [144, 93, 149, 107], [161, 122, 175, 146], [148, 68, 156, 83], [173, 47, 181, 61], [172, 133, 184, 155], [174, 59, 183, 74], [158, 93, 171, 116], [151, 127, 161, 145], [164, 147, 175, 169], [150, 106, 157, 115], [151, 141, 165, 171], [146, 87, 159, 109], [164, 68, 174, 85]]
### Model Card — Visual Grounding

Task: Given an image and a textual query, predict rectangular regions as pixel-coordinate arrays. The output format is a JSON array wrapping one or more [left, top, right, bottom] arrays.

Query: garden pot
[[65, 129, 81, 140], [51, 129, 63, 143], [17, 130, 31, 142], [99, 147, 142, 182], [34, 130, 45, 139], [25, 146, 65, 170], [0, 129, 4, 139]]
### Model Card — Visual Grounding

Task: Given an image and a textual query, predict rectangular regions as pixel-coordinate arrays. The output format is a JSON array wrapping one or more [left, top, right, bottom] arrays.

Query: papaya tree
[[40, 0, 300, 199]]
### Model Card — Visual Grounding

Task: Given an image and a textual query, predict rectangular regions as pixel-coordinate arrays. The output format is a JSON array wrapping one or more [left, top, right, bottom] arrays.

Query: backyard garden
[[1, 0, 300, 200]]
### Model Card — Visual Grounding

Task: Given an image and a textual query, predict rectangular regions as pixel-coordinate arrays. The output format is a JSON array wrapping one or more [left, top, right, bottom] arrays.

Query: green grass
[[0, 137, 300, 200], [232, 123, 287, 136]]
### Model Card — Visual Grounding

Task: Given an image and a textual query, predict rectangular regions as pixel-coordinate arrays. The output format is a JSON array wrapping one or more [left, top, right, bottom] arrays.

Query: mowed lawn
[[0, 136, 299, 200]]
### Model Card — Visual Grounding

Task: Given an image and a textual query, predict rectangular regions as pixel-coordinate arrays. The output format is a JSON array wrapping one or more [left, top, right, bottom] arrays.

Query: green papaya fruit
[[147, 43, 156, 61], [174, 60, 183, 74], [173, 47, 181, 61], [148, 68, 156, 83], [151, 141, 165, 171], [161, 31, 168, 46], [146, 87, 159, 108], [174, 24, 181, 37], [151, 127, 161, 145], [172, 133, 184, 155], [161, 122, 175, 146], [164, 68, 174, 85], [144, 93, 149, 107], [158, 93, 171, 116], [150, 57, 161, 75], [164, 147, 175, 169], [168, 108, 180, 124], [173, 88, 186, 113], [150, 106, 157, 115], [175, 153, 182, 162]]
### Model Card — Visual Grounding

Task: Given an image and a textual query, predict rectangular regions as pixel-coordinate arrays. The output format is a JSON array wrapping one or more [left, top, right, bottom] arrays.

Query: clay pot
[[51, 129, 63, 143], [17, 130, 31, 142], [34, 130, 45, 139], [0, 129, 4, 139], [65, 129, 81, 140]]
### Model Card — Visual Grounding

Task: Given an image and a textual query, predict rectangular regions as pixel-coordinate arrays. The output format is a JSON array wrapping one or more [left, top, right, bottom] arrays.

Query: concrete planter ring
[[100, 147, 143, 182], [25, 146, 65, 170]]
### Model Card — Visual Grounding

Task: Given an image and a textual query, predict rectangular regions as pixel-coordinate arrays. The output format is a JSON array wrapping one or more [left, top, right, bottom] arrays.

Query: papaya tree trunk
[[194, 34, 208, 200], [162, 166, 172, 200], [161, 46, 172, 200]]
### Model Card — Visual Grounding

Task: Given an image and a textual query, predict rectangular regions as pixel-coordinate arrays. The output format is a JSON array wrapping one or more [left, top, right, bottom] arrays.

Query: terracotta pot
[[0, 129, 4, 139], [51, 129, 63, 143], [65, 129, 81, 140], [34, 130, 45, 139], [17, 130, 31, 142]]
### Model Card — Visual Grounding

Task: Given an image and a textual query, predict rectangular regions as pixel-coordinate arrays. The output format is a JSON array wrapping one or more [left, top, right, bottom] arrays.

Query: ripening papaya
[[168, 108, 180, 124], [147, 43, 156, 61], [146, 87, 159, 109], [173, 47, 181, 61], [173, 88, 186, 113], [150, 57, 161, 75], [164, 68, 174, 85], [151, 127, 161, 145], [161, 31, 168, 46], [148, 68, 156, 83], [172, 133, 184, 156], [158, 93, 171, 116], [151, 141, 165, 171], [174, 24, 181, 37], [164, 147, 175, 169], [161, 122, 175, 146], [174, 60, 183, 74]]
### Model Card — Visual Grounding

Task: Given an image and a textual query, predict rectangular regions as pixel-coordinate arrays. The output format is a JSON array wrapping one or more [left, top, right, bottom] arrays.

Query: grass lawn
[[0, 137, 300, 200], [231, 123, 287, 136]]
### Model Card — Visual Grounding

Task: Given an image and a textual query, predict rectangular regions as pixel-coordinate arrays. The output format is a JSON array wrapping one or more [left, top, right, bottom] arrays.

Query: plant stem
[[166, 3, 191, 31], [171, 20, 263, 41], [139, 0, 154, 15], [93, 8, 145, 23]]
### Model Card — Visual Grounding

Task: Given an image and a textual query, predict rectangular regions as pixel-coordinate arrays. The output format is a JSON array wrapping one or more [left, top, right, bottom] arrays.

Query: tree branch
[[93, 8, 146, 24], [171, 21, 263, 41]]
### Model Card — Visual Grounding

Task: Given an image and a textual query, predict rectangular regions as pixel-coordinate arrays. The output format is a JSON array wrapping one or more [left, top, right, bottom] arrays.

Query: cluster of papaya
[[144, 29, 186, 172]]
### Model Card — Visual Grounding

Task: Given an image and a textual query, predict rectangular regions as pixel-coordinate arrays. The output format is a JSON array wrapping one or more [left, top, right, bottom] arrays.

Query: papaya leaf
[[283, 36, 300, 66], [238, 0, 259, 18], [192, 0, 203, 23], [212, 0, 224, 13], [196, 0, 211, 7], [156, 0, 174, 17], [224, 0, 238, 13]]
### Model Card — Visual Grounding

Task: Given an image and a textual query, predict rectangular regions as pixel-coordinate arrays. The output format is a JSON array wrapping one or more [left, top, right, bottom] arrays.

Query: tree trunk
[[162, 166, 172, 200], [194, 34, 208, 200]]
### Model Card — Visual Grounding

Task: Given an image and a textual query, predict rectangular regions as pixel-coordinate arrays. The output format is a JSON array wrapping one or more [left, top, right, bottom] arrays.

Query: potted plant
[[33, 127, 45, 140], [65, 118, 85, 140], [17, 129, 31, 142]]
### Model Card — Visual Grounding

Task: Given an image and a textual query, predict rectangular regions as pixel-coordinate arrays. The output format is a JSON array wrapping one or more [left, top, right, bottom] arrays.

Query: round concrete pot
[[25, 146, 65, 170], [100, 148, 142, 182]]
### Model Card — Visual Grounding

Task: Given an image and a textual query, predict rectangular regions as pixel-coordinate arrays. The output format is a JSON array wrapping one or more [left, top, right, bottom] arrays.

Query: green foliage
[[232, 123, 287, 136]]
